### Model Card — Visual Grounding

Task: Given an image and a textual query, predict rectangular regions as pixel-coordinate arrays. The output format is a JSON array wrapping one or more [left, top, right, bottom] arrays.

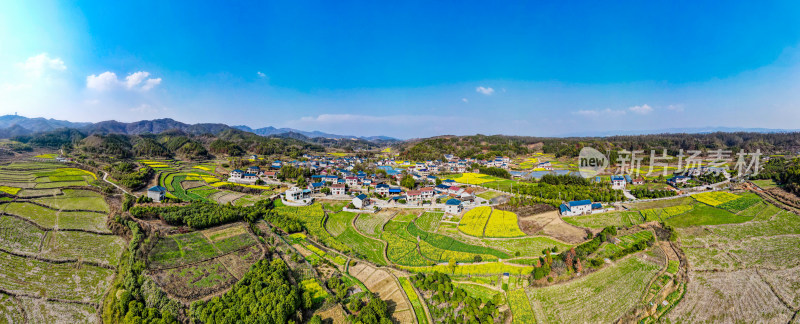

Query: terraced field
[[458, 206, 492, 237], [562, 211, 643, 228], [525, 256, 661, 323]]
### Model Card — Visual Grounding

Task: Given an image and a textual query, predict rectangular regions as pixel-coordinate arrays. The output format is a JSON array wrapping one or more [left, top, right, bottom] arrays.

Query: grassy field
[[273, 203, 350, 252], [525, 256, 661, 323], [327, 212, 386, 265], [477, 191, 504, 200], [33, 189, 108, 212], [751, 179, 778, 189]]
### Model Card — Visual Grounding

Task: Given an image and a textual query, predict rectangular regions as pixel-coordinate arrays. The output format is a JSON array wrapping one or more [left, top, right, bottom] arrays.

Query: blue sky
[[2, 1, 800, 138]]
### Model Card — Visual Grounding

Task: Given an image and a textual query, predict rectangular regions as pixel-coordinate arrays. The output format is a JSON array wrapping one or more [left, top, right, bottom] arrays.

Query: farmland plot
[[16, 188, 61, 198], [525, 256, 661, 324], [355, 210, 394, 237], [3, 202, 58, 228], [336, 226, 386, 265], [562, 211, 642, 228], [691, 191, 740, 206], [482, 236, 571, 258], [149, 260, 237, 299], [484, 210, 526, 238], [348, 262, 413, 323], [0, 293, 24, 324], [458, 206, 492, 237], [760, 266, 800, 309], [325, 211, 355, 237], [18, 296, 99, 324], [40, 231, 125, 266], [0, 250, 114, 303], [415, 211, 443, 232], [33, 189, 108, 212], [57, 211, 109, 232], [216, 245, 262, 278], [509, 289, 535, 324], [667, 270, 793, 323], [0, 215, 46, 254], [148, 232, 220, 269]]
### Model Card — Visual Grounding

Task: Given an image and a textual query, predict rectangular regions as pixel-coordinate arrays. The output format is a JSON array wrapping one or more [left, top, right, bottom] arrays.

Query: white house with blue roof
[[560, 199, 596, 216], [611, 175, 626, 190], [147, 185, 167, 202], [352, 194, 371, 209], [445, 198, 463, 214]]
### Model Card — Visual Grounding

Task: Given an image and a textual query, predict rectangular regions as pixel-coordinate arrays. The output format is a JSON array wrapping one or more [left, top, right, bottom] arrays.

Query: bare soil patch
[[518, 210, 588, 244]]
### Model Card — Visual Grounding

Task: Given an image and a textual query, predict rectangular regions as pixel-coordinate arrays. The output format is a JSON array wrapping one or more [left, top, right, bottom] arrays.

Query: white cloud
[[475, 86, 495, 95], [125, 71, 150, 89], [257, 71, 267, 78], [628, 104, 653, 114], [461, 98, 469, 103], [86, 72, 120, 91], [86, 71, 162, 91], [17, 53, 66, 76]]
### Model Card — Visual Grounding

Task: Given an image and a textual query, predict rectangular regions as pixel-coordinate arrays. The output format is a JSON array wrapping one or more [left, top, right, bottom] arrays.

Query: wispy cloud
[[628, 104, 653, 114], [573, 108, 627, 117], [461, 98, 469, 103], [87, 71, 162, 91], [257, 71, 267, 78], [666, 104, 685, 112], [475, 86, 495, 95]]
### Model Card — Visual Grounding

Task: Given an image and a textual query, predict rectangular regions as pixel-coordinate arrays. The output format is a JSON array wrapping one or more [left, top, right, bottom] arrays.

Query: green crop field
[[718, 193, 762, 213], [399, 277, 428, 324], [4, 202, 58, 228], [354, 211, 393, 237], [407, 222, 509, 260], [33, 189, 108, 212], [0, 293, 25, 323], [525, 256, 661, 323], [751, 179, 778, 189], [664, 204, 752, 227], [16, 188, 61, 197], [336, 226, 386, 265], [34, 180, 87, 188], [382, 220, 430, 266], [415, 211, 444, 232], [325, 211, 354, 237], [562, 211, 643, 228], [273, 203, 350, 252]]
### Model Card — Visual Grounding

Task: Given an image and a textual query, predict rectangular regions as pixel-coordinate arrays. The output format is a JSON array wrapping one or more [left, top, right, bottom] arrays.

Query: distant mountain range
[[0, 115, 397, 142], [232, 125, 396, 141]]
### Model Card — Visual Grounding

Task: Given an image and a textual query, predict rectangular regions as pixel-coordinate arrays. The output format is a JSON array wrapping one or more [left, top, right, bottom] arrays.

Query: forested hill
[[12, 127, 326, 160], [398, 132, 800, 160]]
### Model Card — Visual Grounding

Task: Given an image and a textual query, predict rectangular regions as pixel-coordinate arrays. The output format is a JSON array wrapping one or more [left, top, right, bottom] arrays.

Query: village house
[[445, 198, 463, 214], [285, 187, 311, 202], [263, 171, 277, 180], [376, 183, 390, 196], [345, 176, 359, 187], [632, 178, 644, 185], [352, 194, 371, 209], [611, 175, 626, 190], [559, 199, 603, 216], [330, 184, 346, 195], [147, 185, 167, 202], [407, 187, 435, 202]]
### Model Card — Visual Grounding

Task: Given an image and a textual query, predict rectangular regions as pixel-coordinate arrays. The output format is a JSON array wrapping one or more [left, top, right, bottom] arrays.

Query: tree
[[448, 258, 457, 273], [401, 175, 416, 189], [435, 178, 443, 185]]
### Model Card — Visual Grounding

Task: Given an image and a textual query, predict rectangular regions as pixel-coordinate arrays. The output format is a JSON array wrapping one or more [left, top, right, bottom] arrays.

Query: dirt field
[[667, 270, 794, 323], [216, 245, 262, 279], [348, 262, 414, 323], [181, 180, 206, 190], [313, 304, 348, 324], [517, 210, 589, 244], [149, 259, 237, 300]]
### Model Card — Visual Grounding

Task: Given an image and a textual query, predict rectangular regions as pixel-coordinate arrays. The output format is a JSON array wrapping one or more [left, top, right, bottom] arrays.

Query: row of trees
[[130, 202, 246, 229], [630, 188, 677, 199]]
